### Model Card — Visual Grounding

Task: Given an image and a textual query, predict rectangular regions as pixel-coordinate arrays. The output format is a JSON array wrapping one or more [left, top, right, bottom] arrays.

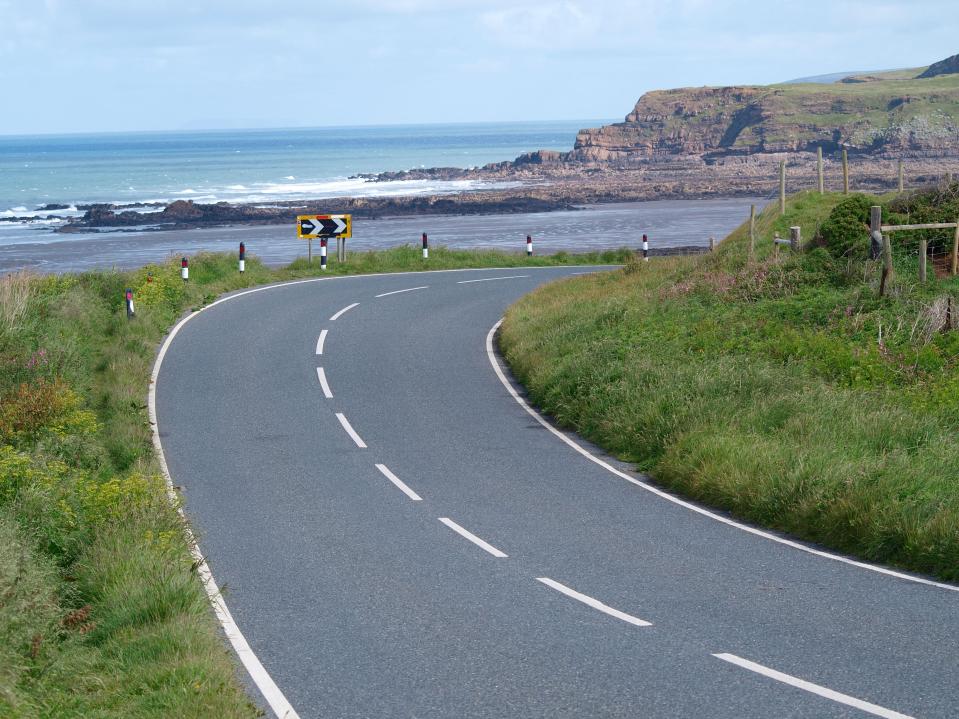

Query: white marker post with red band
[[320, 238, 328, 270], [181, 257, 189, 281], [642, 234, 649, 262], [125, 288, 135, 319], [527, 234, 533, 257], [239, 242, 245, 273], [422, 232, 429, 259]]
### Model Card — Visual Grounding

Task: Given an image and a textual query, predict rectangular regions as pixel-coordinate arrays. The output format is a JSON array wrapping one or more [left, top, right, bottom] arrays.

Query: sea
[[0, 121, 762, 273]]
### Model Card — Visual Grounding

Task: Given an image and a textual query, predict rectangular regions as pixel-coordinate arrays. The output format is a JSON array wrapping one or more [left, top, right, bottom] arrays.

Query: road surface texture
[[155, 267, 958, 719]]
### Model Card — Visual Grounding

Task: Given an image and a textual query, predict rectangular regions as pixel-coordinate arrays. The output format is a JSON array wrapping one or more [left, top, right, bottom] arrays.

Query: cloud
[[480, 2, 600, 48]]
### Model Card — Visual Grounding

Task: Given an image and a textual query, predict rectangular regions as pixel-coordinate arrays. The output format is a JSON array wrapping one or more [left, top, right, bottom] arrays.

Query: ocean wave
[[1, 178, 522, 228], [112, 177, 521, 208], [3, 206, 82, 220]]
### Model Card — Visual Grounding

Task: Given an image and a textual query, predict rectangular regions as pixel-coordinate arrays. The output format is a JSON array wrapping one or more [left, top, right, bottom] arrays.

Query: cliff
[[537, 57, 959, 166]]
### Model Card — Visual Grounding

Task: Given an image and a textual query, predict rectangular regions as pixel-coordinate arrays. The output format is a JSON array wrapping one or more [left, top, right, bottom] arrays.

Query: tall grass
[[0, 246, 627, 716], [500, 192, 959, 582]]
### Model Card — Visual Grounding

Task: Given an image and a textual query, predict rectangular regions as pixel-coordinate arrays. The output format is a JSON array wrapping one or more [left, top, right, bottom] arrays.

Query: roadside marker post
[[239, 242, 245, 273], [642, 234, 649, 262], [527, 234, 533, 257], [125, 288, 135, 319], [320, 238, 328, 270], [181, 257, 189, 281], [422, 232, 429, 259]]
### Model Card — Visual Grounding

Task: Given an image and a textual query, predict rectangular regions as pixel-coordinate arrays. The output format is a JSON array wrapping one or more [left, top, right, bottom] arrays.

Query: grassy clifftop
[[500, 188, 959, 582], [570, 56, 959, 161]]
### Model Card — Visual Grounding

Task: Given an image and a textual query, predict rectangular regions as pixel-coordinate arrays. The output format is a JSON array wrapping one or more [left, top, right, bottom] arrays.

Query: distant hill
[[534, 53, 959, 165], [783, 70, 900, 85], [918, 52, 959, 79]]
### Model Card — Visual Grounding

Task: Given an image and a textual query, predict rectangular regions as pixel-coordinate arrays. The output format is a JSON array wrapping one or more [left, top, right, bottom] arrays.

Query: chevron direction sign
[[297, 214, 352, 239]]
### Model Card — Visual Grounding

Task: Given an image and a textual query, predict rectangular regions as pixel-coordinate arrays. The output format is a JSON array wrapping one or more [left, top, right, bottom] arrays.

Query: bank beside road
[[501, 188, 959, 583]]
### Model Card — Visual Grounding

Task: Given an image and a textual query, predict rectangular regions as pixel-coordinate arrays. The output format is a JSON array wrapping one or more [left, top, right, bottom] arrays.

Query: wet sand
[[0, 197, 764, 274]]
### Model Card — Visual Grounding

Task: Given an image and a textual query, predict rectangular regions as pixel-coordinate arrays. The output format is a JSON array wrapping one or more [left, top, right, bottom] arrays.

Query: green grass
[[0, 245, 630, 716], [500, 191, 959, 582]]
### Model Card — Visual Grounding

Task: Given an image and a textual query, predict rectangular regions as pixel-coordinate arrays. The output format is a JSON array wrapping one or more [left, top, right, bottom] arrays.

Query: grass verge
[[0, 245, 630, 716], [500, 191, 959, 583]]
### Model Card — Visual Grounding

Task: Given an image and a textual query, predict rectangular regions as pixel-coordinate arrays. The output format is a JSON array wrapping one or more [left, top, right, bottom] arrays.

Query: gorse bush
[[819, 193, 873, 259], [886, 181, 959, 254]]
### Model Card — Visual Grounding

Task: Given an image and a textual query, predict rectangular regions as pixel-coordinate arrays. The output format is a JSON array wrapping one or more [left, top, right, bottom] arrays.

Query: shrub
[[0, 378, 93, 441], [819, 194, 874, 259]]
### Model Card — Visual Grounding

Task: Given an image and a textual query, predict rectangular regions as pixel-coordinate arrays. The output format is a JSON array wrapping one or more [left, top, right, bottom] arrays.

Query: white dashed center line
[[375, 286, 428, 298], [374, 464, 422, 501], [315, 329, 328, 355], [439, 518, 508, 558], [536, 577, 652, 627], [713, 654, 914, 719], [457, 275, 530, 284], [335, 412, 367, 448], [316, 367, 333, 399], [329, 303, 359, 321]]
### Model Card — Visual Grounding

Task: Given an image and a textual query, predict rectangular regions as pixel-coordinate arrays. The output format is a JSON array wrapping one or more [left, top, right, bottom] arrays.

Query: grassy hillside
[[0, 245, 630, 716], [500, 189, 959, 582]]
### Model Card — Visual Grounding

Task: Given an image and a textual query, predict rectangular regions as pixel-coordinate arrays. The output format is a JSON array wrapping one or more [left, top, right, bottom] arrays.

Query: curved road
[[155, 267, 958, 719]]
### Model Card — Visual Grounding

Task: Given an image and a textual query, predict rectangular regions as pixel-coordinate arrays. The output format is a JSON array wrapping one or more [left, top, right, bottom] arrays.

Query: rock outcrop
[[565, 79, 959, 163], [917, 53, 959, 79]]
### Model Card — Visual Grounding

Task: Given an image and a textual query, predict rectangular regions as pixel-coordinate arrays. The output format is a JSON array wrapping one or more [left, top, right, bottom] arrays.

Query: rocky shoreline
[[48, 150, 959, 233]]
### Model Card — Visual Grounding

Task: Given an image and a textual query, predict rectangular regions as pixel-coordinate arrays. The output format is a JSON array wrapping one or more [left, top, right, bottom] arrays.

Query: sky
[[0, 0, 957, 135]]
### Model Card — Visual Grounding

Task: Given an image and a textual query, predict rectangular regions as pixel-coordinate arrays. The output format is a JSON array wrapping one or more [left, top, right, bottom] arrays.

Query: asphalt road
[[155, 267, 959, 719]]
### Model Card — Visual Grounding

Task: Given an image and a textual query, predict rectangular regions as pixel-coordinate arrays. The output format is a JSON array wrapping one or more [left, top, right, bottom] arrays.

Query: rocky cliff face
[[567, 85, 959, 164], [539, 61, 959, 166]]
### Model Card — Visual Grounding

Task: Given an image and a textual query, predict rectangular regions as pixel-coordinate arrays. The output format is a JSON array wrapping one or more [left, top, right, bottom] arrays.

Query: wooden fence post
[[952, 222, 959, 276], [898, 159, 904, 194], [709, 236, 715, 252], [779, 160, 786, 214], [919, 239, 927, 283], [842, 149, 849, 194], [880, 232, 894, 296], [869, 205, 883, 261], [749, 204, 756, 260], [817, 147, 824, 194], [789, 226, 801, 252]]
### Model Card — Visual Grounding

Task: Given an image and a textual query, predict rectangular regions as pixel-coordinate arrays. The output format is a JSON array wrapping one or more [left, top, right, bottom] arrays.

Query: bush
[[819, 194, 874, 259], [887, 182, 959, 254]]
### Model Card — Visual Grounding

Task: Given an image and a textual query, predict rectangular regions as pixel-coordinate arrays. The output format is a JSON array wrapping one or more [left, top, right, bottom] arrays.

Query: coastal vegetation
[[0, 245, 629, 716], [500, 186, 959, 583]]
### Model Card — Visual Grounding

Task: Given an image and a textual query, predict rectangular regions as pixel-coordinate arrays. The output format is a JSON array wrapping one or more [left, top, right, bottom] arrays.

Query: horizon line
[[0, 117, 621, 141]]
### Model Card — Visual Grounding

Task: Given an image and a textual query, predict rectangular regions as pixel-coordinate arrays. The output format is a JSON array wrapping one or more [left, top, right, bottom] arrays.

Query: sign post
[[297, 214, 352, 264]]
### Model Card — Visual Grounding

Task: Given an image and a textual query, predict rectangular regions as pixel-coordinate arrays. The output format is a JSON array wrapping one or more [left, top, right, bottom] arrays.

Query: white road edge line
[[537, 577, 651, 627], [315, 329, 328, 355], [329, 302, 359, 321], [457, 275, 530, 284], [438, 517, 508, 558], [375, 285, 428, 298], [484, 319, 959, 593], [150, 324, 300, 719], [713, 653, 914, 719], [374, 464, 423, 501], [316, 367, 333, 399], [142, 267, 617, 719], [335, 412, 367, 448]]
